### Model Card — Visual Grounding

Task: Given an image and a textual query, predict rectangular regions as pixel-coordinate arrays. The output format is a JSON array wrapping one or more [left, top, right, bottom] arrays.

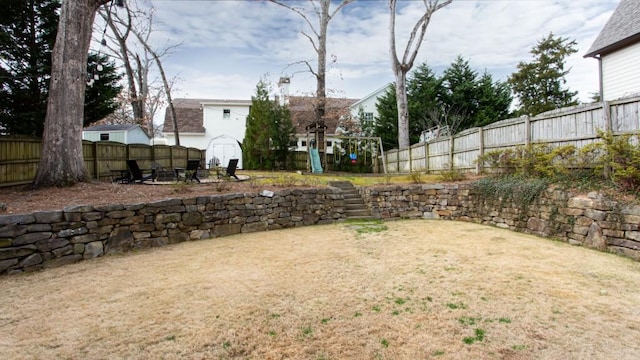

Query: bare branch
[[268, 1, 319, 39]]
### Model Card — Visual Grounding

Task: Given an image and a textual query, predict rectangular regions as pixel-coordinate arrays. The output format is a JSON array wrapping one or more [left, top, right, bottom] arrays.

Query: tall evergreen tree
[[371, 59, 512, 149], [508, 32, 578, 116], [0, 0, 121, 137], [243, 78, 296, 170], [84, 53, 123, 127], [440, 55, 478, 130], [407, 63, 442, 132], [373, 85, 400, 150], [475, 71, 512, 127]]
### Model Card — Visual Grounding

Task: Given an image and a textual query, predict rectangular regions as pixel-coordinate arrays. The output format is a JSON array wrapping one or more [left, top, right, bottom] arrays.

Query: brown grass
[[2, 220, 640, 359]]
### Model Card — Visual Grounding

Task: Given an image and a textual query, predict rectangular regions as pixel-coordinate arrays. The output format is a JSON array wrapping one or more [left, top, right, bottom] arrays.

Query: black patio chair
[[226, 159, 239, 180], [185, 160, 201, 183], [126, 160, 156, 184]]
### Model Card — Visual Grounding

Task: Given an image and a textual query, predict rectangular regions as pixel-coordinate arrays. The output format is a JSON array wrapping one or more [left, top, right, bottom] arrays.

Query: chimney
[[278, 77, 290, 106]]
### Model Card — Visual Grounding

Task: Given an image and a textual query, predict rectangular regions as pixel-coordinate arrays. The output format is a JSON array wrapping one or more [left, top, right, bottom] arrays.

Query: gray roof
[[585, 0, 640, 57], [84, 124, 140, 132]]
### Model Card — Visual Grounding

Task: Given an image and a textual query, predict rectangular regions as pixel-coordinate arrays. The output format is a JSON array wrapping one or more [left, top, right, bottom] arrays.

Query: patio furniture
[[126, 160, 156, 183], [225, 159, 239, 180], [185, 160, 201, 183]]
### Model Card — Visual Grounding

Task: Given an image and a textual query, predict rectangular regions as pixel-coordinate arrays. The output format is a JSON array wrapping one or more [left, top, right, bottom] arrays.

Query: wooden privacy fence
[[384, 96, 640, 174], [0, 139, 205, 187]]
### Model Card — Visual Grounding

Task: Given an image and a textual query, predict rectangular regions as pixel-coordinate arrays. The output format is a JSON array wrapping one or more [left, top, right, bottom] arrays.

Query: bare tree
[[34, 0, 111, 188], [389, 0, 451, 149], [268, 0, 354, 125], [97, 0, 181, 142]]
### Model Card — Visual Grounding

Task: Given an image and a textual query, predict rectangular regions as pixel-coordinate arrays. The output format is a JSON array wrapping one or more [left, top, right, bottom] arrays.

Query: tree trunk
[[315, 0, 329, 125], [394, 67, 410, 149], [34, 0, 105, 187]]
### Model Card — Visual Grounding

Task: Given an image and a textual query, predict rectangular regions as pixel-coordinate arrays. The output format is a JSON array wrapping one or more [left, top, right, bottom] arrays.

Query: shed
[[83, 124, 151, 145]]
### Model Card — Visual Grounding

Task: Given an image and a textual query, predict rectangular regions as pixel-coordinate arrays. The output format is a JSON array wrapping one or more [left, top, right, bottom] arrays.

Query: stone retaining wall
[[0, 188, 345, 275], [2, 183, 639, 275], [362, 184, 640, 260]]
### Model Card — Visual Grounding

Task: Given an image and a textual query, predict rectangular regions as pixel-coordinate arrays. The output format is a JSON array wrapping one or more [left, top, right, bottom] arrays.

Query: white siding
[[602, 42, 640, 101]]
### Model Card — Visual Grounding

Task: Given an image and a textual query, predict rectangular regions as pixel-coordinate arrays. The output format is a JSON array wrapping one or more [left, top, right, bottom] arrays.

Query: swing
[[349, 140, 357, 165]]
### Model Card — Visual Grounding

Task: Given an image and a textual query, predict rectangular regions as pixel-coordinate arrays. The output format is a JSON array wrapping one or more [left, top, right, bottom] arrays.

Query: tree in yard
[[474, 71, 511, 127], [97, 0, 181, 142], [33, 0, 113, 187], [388, 0, 452, 149], [243, 78, 296, 170], [508, 32, 578, 116], [267, 0, 354, 125], [0, 0, 121, 136], [407, 62, 443, 132], [440, 55, 478, 130], [372, 84, 400, 150], [84, 53, 123, 127]]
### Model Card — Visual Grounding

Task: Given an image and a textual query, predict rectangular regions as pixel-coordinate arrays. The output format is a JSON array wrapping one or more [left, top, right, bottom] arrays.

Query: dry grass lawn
[[1, 220, 640, 360]]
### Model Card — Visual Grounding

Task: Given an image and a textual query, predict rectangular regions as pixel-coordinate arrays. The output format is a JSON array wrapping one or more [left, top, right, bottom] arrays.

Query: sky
[[102, 0, 619, 105]]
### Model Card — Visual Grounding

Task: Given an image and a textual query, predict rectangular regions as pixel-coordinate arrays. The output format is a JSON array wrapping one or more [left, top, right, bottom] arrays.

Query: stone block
[[33, 211, 63, 223], [52, 245, 73, 257], [584, 223, 606, 251], [212, 223, 241, 237], [13, 232, 53, 246], [43, 254, 82, 269], [0, 225, 27, 238], [241, 222, 268, 233], [71, 233, 100, 244], [182, 212, 202, 226], [0, 258, 18, 272], [35, 238, 69, 252], [189, 230, 210, 240], [83, 241, 104, 259], [105, 229, 134, 254], [0, 214, 35, 226], [63, 205, 94, 213]]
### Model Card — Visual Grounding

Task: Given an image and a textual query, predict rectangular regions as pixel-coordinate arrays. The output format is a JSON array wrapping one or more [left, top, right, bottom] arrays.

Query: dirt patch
[[1, 220, 639, 359], [0, 179, 301, 215]]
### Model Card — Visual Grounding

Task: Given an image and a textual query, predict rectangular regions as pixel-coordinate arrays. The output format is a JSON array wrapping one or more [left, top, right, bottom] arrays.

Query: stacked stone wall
[[0, 189, 345, 275], [2, 183, 639, 275], [362, 184, 640, 260]]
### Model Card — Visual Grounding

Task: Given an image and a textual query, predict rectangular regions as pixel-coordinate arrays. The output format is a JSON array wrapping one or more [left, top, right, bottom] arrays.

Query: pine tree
[[474, 71, 512, 127], [243, 78, 296, 170], [373, 85, 400, 150], [0, 0, 121, 136], [508, 32, 578, 116]]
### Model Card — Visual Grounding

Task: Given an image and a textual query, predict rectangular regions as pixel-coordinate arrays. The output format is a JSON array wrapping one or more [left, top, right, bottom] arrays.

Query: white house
[[82, 124, 150, 144], [163, 98, 251, 169], [348, 82, 392, 126], [585, 0, 640, 101]]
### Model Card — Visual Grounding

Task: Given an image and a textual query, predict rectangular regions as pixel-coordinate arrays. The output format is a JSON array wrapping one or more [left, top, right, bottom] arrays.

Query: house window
[[100, 133, 109, 141], [326, 141, 332, 147], [301, 140, 307, 147], [363, 112, 374, 123], [290, 140, 298, 147], [223, 109, 231, 119]]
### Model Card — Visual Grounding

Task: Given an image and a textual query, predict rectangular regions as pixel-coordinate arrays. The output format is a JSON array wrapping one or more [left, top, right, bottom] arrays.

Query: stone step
[[330, 181, 372, 219], [345, 209, 372, 217]]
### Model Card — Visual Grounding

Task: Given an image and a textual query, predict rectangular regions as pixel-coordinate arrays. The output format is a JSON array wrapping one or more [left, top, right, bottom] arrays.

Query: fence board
[[383, 96, 640, 174], [0, 137, 204, 187]]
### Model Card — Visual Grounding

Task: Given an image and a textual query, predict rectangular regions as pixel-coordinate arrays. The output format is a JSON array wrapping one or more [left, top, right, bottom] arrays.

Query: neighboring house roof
[[585, 0, 640, 57], [349, 83, 392, 109], [84, 124, 140, 132], [163, 98, 206, 134], [288, 96, 358, 134]]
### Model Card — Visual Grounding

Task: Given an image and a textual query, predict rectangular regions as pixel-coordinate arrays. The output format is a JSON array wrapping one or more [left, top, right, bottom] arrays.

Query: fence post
[[603, 101, 612, 132], [449, 136, 454, 171], [524, 115, 531, 147], [424, 141, 429, 173], [476, 127, 484, 175], [93, 141, 99, 180], [408, 146, 413, 173]]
